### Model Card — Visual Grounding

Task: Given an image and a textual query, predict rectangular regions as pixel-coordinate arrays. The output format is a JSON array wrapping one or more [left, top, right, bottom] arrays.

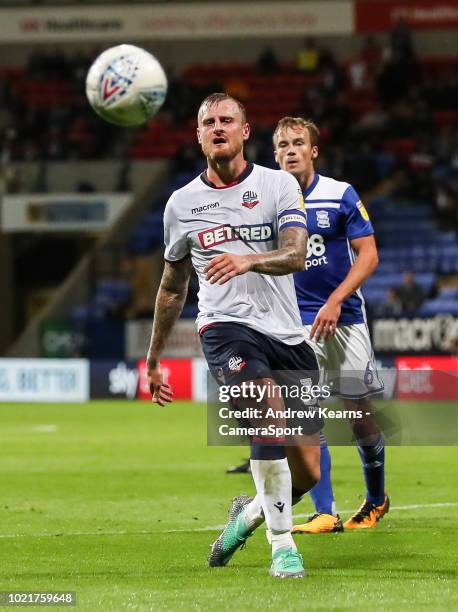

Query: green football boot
[[269, 548, 306, 578], [208, 495, 254, 567]]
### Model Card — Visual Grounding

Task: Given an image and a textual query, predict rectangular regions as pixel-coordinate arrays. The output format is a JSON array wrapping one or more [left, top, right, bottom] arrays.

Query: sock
[[309, 433, 336, 515], [243, 496, 264, 531], [250, 457, 292, 535], [271, 530, 296, 554], [356, 433, 385, 506], [244, 488, 305, 532]]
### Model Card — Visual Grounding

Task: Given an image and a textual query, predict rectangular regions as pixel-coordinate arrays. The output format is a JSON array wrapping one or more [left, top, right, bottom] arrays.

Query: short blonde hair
[[198, 92, 247, 124], [273, 117, 320, 148]]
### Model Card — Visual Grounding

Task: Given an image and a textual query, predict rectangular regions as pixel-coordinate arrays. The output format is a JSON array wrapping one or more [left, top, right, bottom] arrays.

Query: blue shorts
[[200, 322, 323, 435]]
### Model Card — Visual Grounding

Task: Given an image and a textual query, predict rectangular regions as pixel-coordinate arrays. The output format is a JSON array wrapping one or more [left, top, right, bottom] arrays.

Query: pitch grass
[[0, 400, 456, 611]]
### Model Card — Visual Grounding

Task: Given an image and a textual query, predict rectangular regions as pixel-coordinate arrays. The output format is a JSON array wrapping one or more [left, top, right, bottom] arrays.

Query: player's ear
[[242, 122, 250, 141], [312, 145, 319, 159], [274, 149, 279, 164], [196, 127, 202, 144]]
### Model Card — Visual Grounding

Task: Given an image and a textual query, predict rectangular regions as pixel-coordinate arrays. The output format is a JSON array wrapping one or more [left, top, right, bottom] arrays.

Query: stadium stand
[[1, 30, 457, 356], [38, 46, 453, 332]]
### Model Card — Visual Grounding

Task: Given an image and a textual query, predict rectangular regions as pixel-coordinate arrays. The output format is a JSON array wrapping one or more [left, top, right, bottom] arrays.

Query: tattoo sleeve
[[250, 226, 307, 275], [146, 257, 192, 367]]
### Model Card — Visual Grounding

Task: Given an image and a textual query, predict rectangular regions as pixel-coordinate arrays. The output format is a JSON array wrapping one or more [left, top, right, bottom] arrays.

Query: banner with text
[[355, 1, 458, 32], [1, 193, 131, 233], [0, 2, 353, 43], [137, 358, 193, 401], [371, 316, 458, 355], [0, 359, 89, 403], [126, 319, 202, 360], [396, 356, 458, 401]]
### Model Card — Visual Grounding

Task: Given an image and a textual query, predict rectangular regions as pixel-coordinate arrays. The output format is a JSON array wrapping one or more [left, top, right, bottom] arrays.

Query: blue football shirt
[[294, 173, 374, 325]]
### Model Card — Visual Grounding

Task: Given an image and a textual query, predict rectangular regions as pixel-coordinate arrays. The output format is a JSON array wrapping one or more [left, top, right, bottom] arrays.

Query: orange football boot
[[344, 495, 390, 529], [292, 513, 344, 534]]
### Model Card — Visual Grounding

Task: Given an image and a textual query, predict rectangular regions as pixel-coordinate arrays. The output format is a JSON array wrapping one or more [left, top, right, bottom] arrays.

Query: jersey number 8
[[306, 234, 325, 258]]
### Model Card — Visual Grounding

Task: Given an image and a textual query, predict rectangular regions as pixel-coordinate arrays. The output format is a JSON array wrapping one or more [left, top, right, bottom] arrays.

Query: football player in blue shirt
[[274, 117, 389, 531]]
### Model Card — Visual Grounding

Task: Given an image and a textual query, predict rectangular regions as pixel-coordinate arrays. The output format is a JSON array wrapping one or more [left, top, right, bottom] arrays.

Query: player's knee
[[292, 460, 320, 492]]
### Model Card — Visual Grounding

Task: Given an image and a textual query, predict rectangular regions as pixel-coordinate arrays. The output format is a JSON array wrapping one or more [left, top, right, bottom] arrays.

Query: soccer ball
[[85, 44, 167, 127]]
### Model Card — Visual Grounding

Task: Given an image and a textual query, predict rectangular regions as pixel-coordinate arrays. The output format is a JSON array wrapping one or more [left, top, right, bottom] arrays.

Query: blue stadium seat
[[418, 300, 458, 316], [361, 288, 388, 304], [438, 286, 458, 299], [97, 279, 131, 300]]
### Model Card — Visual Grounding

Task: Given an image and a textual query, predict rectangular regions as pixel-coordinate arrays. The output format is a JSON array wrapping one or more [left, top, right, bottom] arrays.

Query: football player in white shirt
[[146, 94, 323, 578]]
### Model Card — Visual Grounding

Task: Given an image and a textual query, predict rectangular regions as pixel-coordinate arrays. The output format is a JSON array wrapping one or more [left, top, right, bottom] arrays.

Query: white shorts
[[303, 323, 384, 400]]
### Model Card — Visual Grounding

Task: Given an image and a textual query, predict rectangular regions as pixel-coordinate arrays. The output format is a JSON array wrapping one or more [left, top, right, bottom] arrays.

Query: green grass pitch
[[0, 400, 456, 610]]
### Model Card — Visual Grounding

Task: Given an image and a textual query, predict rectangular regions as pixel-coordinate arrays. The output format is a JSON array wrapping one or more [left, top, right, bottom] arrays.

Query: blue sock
[[309, 433, 335, 515], [356, 434, 385, 506]]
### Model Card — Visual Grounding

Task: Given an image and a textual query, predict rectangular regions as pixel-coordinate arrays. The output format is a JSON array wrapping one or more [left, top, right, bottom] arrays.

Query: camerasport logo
[[241, 191, 259, 209], [198, 223, 273, 249]]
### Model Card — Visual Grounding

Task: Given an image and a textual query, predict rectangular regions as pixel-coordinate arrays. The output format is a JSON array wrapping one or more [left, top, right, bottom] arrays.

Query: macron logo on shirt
[[191, 202, 220, 215], [198, 223, 273, 249]]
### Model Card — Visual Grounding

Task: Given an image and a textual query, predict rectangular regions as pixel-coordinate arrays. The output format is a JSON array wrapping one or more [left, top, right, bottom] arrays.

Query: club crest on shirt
[[241, 190, 259, 209], [228, 356, 246, 372], [316, 210, 330, 228]]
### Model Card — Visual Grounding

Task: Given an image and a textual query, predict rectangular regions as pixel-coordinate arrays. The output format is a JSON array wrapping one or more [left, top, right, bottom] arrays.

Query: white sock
[[250, 458, 293, 534], [243, 495, 264, 530], [271, 531, 296, 554]]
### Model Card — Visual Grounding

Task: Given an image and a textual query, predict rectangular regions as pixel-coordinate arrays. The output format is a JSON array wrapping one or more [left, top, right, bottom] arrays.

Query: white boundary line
[[0, 501, 456, 539], [164, 501, 458, 533]]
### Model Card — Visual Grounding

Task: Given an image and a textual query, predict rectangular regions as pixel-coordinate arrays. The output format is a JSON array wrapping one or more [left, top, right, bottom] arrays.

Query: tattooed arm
[[204, 226, 307, 285], [146, 257, 192, 404]]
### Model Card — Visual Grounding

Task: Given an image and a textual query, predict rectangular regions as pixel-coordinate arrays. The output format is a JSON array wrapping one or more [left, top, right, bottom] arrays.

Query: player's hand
[[310, 301, 341, 342], [147, 364, 173, 406], [204, 253, 251, 285]]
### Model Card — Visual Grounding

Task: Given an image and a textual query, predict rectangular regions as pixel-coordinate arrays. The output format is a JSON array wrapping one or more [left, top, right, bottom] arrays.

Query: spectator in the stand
[[361, 35, 383, 67], [374, 288, 403, 317], [348, 36, 382, 90], [435, 175, 458, 230], [389, 17, 415, 63], [256, 47, 280, 75], [320, 48, 345, 94], [377, 54, 411, 105], [378, 17, 418, 106], [296, 37, 322, 72], [394, 272, 425, 314]]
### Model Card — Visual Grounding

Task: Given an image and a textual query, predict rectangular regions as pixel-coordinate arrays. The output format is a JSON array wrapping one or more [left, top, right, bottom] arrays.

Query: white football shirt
[[163, 163, 307, 345]]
